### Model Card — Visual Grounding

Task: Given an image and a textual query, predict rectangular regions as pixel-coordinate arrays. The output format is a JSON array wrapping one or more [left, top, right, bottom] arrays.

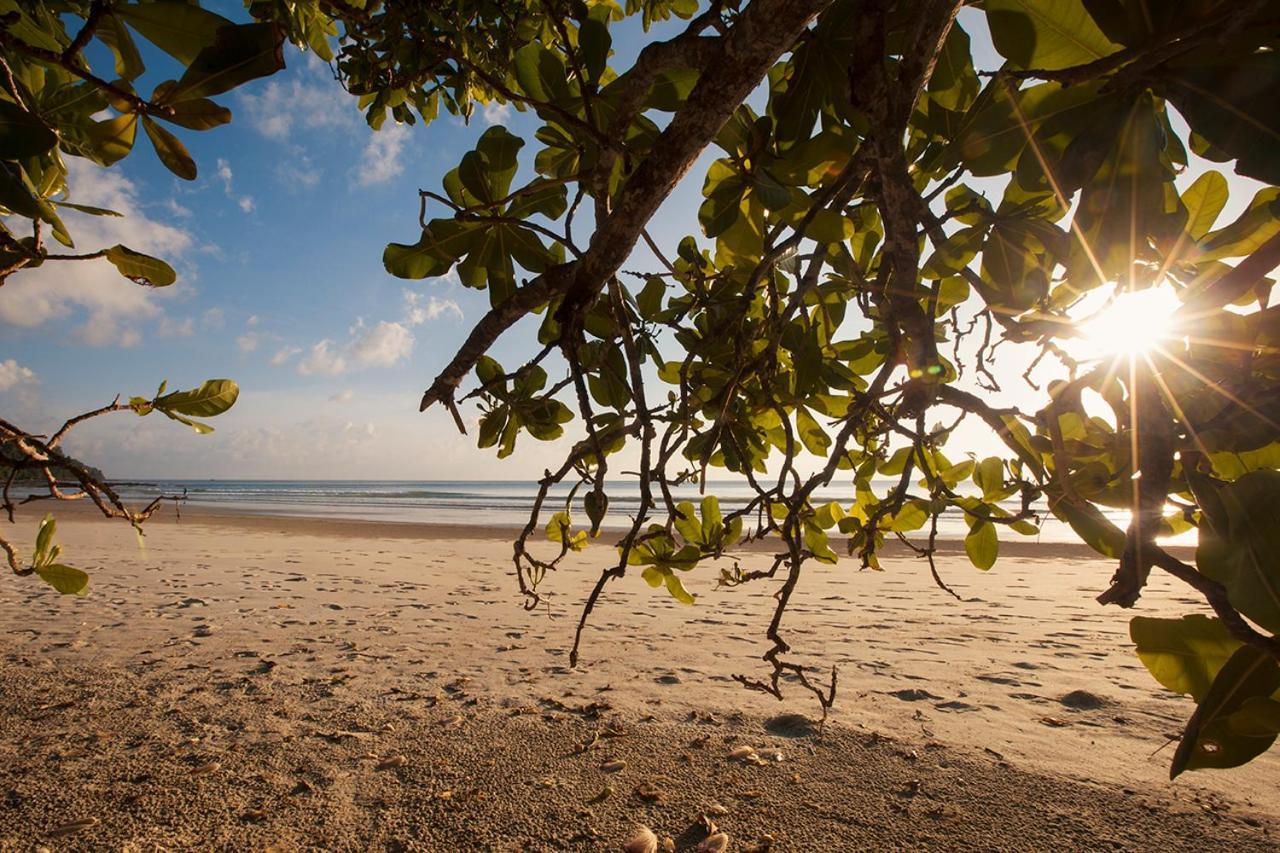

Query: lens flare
[[1077, 287, 1182, 357]]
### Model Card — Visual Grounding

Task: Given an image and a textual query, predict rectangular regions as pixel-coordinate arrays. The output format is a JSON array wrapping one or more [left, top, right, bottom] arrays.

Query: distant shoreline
[[31, 499, 1190, 562]]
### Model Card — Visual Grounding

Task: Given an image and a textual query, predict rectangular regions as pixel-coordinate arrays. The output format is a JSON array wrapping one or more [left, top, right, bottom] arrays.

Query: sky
[[0, 7, 1263, 481]]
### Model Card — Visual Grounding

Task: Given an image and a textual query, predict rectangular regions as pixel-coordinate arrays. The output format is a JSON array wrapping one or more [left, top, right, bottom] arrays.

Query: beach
[[1, 505, 1275, 850]]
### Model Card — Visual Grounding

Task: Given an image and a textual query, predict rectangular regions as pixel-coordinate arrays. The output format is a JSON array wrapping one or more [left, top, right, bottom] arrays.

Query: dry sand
[[1, 506, 1276, 850]]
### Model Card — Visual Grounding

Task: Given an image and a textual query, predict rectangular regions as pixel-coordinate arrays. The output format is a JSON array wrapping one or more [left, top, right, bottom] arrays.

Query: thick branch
[[420, 0, 830, 414]]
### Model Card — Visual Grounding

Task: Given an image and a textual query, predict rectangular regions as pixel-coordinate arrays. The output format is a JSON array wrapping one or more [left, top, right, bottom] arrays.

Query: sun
[[1076, 286, 1183, 358]]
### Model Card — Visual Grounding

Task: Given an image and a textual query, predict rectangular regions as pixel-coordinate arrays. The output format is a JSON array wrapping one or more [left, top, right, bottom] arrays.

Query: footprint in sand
[[935, 700, 980, 712]]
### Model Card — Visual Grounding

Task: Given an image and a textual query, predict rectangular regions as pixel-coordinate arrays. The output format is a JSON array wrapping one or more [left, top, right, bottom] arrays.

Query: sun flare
[[1077, 287, 1182, 358]]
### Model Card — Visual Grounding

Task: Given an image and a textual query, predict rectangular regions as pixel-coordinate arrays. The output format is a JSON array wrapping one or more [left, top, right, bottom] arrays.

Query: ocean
[[92, 479, 1141, 544]]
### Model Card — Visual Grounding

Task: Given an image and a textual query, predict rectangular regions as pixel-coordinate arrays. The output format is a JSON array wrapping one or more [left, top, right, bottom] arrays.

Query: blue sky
[[0, 8, 1262, 480]]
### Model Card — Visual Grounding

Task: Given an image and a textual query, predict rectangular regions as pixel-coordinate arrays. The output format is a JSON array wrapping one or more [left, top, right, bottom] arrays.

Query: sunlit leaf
[[35, 563, 89, 596], [154, 379, 239, 417]]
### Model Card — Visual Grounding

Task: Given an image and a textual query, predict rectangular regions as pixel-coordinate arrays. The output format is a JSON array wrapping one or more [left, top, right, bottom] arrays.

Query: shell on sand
[[47, 817, 99, 837], [375, 755, 408, 770], [728, 745, 756, 760], [622, 825, 659, 853], [600, 758, 627, 772], [698, 831, 731, 852]]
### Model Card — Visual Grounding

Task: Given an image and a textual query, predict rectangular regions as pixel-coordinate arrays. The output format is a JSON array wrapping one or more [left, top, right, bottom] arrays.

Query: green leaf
[[928, 25, 980, 112], [578, 14, 611, 83], [1192, 470, 1280, 634], [673, 501, 702, 546], [1050, 492, 1125, 557], [157, 409, 215, 434], [0, 162, 45, 220], [35, 563, 89, 596], [985, 0, 1122, 71], [889, 500, 930, 533], [154, 379, 239, 417], [52, 201, 123, 217], [1066, 93, 1185, 289], [585, 490, 608, 535], [795, 407, 831, 455], [468, 126, 524, 202], [1196, 187, 1279, 262], [98, 11, 145, 79], [1171, 645, 1280, 778], [922, 225, 985, 279], [545, 510, 587, 550], [1231, 697, 1280, 738], [664, 571, 696, 604], [750, 170, 791, 211], [644, 67, 698, 111], [641, 565, 664, 588], [513, 43, 570, 104], [142, 116, 197, 180], [964, 518, 998, 570], [33, 513, 56, 566], [636, 276, 665, 318], [104, 245, 177, 286], [383, 220, 476, 279], [117, 1, 233, 65], [1180, 170, 1228, 242], [973, 456, 1005, 501], [476, 408, 505, 450], [475, 355, 504, 387], [1160, 50, 1280, 185], [505, 179, 569, 220], [804, 524, 838, 564], [172, 22, 285, 100], [0, 100, 58, 158], [87, 113, 139, 166], [159, 97, 232, 130], [1130, 615, 1242, 701]]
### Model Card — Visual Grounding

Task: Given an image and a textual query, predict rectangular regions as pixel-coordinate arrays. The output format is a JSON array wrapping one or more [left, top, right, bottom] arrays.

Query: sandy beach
[[1, 506, 1276, 850]]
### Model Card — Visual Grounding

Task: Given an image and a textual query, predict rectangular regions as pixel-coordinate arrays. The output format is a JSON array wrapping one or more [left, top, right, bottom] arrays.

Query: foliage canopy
[[4, 0, 1280, 778]]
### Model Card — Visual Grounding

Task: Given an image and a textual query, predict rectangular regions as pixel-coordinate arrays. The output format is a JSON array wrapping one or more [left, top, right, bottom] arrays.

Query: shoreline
[[35, 499, 1188, 562]]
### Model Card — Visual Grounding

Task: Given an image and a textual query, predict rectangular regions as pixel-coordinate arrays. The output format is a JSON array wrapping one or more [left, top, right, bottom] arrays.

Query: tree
[[5, 0, 1280, 778], [0, 0, 283, 577]]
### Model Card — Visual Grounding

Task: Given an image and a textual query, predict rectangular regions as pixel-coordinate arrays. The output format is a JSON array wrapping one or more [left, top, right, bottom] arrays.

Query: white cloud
[[329, 389, 354, 404], [290, 286, 459, 376], [0, 161, 194, 345], [236, 332, 260, 352], [237, 60, 355, 190], [201, 307, 225, 329], [216, 158, 234, 193], [275, 145, 323, 189], [349, 320, 414, 368], [163, 198, 192, 218], [0, 359, 36, 392], [239, 70, 356, 142], [403, 289, 462, 324], [246, 314, 260, 327], [270, 345, 302, 366], [157, 316, 195, 337], [297, 340, 347, 376], [213, 158, 254, 213], [352, 123, 410, 186], [482, 101, 511, 126]]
